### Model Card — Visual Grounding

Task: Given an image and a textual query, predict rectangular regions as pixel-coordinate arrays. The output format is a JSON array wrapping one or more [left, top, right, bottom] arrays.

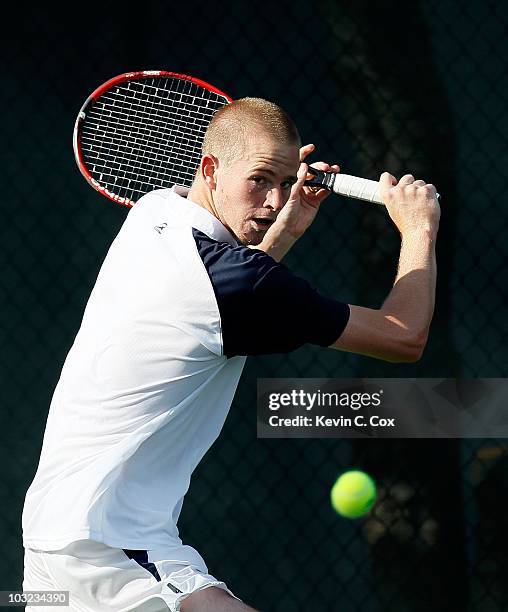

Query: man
[[23, 98, 439, 611]]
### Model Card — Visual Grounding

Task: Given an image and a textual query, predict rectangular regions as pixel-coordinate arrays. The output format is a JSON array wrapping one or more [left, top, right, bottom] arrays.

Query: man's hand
[[254, 144, 340, 261], [273, 143, 341, 240], [379, 172, 440, 239]]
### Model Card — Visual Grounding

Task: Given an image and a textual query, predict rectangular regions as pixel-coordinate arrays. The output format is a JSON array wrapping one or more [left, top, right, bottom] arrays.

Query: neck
[[187, 180, 218, 219], [187, 178, 239, 243]]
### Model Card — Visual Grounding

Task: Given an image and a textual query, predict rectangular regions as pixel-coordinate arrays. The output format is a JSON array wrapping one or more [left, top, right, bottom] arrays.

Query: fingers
[[379, 171, 397, 201], [296, 162, 309, 185], [386, 174, 430, 189], [395, 176, 436, 199], [295, 145, 342, 198], [379, 172, 437, 199], [380, 171, 397, 186], [299, 144, 340, 175], [309, 161, 341, 174], [289, 161, 313, 198], [299, 144, 315, 162], [397, 173, 415, 186]]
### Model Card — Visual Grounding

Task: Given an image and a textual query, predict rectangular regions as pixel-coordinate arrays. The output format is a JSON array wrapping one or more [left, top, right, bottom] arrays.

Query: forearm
[[332, 174, 440, 362], [333, 227, 437, 362], [382, 227, 437, 345], [250, 226, 299, 262]]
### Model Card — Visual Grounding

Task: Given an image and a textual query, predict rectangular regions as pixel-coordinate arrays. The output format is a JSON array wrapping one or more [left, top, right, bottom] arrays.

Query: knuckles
[[390, 180, 436, 197]]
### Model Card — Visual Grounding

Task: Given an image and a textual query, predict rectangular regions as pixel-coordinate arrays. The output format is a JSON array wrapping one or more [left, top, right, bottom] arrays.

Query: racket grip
[[330, 174, 383, 204], [305, 169, 440, 205]]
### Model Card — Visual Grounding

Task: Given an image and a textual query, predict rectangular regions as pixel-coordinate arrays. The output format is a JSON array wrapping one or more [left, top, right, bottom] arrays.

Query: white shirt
[[22, 187, 349, 552], [23, 187, 247, 551]]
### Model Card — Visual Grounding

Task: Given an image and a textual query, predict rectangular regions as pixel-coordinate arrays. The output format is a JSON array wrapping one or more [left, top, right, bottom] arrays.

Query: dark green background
[[2, 1, 507, 610]]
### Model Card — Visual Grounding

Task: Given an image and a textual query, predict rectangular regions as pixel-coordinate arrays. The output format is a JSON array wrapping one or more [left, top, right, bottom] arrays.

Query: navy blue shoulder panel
[[192, 229, 350, 357]]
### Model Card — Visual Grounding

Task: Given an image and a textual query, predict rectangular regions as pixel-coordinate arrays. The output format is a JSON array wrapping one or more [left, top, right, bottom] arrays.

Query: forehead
[[238, 133, 299, 171]]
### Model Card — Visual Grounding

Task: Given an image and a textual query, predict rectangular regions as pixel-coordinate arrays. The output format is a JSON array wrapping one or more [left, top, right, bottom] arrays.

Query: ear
[[201, 154, 219, 190]]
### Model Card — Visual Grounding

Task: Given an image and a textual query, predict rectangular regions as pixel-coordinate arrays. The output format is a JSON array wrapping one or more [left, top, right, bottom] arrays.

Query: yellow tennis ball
[[330, 470, 376, 518]]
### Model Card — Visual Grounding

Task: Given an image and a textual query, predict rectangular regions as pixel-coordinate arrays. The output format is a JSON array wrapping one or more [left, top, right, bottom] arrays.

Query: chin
[[243, 233, 265, 246], [249, 237, 264, 246]]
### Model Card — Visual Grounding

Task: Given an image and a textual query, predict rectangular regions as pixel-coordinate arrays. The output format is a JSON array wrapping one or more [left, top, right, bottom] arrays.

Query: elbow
[[393, 347, 423, 364], [332, 307, 431, 363], [389, 331, 428, 363]]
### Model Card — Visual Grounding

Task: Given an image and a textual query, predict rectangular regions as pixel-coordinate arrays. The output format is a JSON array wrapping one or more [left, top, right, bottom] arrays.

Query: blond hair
[[201, 97, 301, 165]]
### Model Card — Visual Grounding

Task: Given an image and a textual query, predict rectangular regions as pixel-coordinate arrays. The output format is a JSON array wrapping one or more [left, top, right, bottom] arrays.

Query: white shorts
[[23, 540, 238, 612]]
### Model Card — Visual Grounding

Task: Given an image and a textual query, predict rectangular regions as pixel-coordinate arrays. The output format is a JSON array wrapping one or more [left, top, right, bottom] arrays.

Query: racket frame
[[73, 70, 233, 207]]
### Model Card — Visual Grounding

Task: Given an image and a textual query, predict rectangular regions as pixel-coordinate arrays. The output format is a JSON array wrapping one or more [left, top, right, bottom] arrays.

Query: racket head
[[73, 70, 232, 207]]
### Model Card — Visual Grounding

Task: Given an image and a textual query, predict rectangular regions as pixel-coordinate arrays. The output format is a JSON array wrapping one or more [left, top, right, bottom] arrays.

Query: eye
[[281, 180, 294, 190], [250, 176, 267, 186]]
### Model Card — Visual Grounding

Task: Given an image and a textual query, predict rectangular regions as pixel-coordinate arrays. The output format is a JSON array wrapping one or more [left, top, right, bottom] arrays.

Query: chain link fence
[[2, 1, 507, 609]]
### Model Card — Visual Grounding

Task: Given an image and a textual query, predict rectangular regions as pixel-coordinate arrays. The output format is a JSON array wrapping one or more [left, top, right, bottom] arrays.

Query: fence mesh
[[2, 1, 508, 610]]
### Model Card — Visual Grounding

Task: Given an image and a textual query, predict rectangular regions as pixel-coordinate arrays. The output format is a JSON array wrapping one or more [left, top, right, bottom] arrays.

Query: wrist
[[256, 226, 299, 262], [400, 225, 438, 243]]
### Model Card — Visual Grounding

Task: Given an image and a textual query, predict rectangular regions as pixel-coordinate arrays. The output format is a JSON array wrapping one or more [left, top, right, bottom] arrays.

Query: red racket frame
[[73, 70, 233, 207]]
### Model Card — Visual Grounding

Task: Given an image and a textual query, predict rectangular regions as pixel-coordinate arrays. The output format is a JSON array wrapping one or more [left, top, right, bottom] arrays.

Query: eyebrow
[[251, 167, 297, 181]]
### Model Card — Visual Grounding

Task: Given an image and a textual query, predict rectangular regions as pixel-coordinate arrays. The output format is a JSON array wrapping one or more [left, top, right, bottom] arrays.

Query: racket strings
[[79, 77, 228, 202], [80, 137, 199, 183], [88, 89, 216, 141], [85, 80, 214, 189]]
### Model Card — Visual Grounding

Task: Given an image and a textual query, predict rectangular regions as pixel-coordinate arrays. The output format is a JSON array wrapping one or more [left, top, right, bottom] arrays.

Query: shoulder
[[191, 230, 350, 357], [192, 229, 281, 288]]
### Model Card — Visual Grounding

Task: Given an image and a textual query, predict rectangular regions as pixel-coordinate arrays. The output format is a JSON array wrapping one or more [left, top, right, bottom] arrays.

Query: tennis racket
[[73, 70, 437, 207]]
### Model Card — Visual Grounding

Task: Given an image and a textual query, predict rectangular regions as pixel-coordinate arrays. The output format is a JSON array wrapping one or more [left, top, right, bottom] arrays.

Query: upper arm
[[331, 305, 426, 363], [220, 263, 350, 357], [194, 232, 349, 357]]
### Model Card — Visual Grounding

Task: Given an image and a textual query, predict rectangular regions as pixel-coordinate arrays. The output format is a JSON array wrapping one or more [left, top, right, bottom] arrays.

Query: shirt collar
[[170, 185, 239, 246]]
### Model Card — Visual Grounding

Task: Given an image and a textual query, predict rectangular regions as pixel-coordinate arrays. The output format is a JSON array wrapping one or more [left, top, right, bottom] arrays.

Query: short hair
[[201, 97, 301, 166]]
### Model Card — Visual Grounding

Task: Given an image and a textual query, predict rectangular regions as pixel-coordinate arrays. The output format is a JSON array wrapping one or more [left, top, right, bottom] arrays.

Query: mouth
[[251, 217, 275, 229]]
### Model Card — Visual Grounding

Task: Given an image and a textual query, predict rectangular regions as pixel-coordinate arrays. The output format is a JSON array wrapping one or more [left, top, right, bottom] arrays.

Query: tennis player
[[22, 98, 440, 611]]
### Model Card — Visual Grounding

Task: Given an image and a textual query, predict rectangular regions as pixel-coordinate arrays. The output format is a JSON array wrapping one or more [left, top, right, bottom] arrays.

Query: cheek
[[217, 179, 266, 228], [220, 179, 248, 203], [227, 186, 261, 216], [216, 185, 245, 227], [244, 182, 270, 206]]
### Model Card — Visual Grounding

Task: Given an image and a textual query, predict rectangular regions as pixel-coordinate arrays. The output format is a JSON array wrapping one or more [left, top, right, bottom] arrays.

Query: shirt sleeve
[[193, 230, 350, 358]]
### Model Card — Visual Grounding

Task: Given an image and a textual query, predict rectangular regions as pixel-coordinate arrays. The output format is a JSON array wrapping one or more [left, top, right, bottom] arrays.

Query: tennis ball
[[330, 470, 376, 518]]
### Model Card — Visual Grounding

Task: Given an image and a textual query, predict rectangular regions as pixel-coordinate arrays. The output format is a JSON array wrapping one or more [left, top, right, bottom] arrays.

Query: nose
[[265, 186, 284, 211]]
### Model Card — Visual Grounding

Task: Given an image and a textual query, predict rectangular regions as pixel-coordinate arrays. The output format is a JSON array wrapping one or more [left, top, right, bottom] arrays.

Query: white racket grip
[[329, 173, 440, 205], [331, 174, 384, 204]]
